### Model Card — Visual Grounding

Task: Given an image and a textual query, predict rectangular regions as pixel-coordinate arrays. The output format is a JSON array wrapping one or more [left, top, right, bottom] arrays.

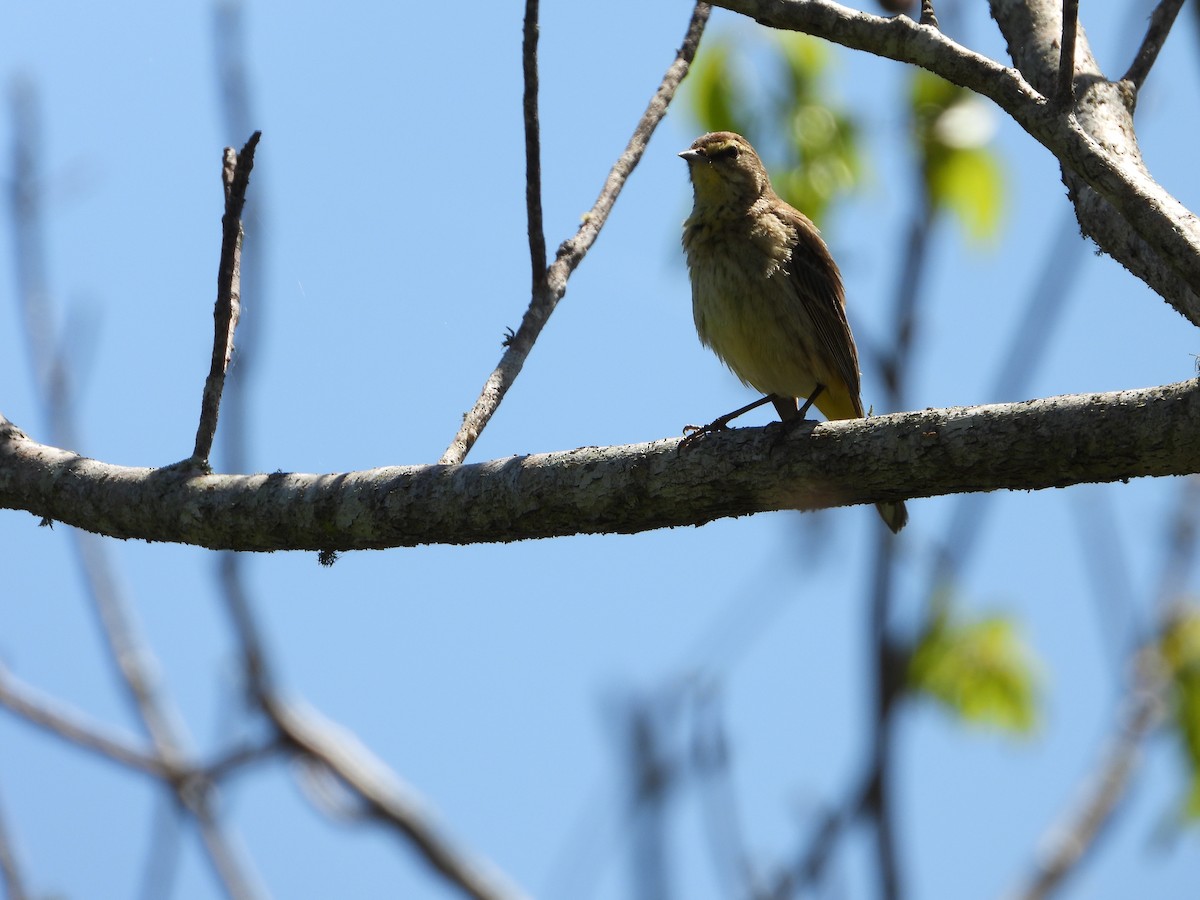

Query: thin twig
[[440, 2, 711, 465], [919, 0, 939, 30], [522, 0, 547, 287], [1121, 0, 1187, 92], [192, 131, 261, 466], [1057, 0, 1079, 109]]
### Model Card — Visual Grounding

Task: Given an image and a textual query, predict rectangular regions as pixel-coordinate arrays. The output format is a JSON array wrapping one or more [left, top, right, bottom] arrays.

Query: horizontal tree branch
[[707, 0, 1200, 325], [3, 380, 1200, 551]]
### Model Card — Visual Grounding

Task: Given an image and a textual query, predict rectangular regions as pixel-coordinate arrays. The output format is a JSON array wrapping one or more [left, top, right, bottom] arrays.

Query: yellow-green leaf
[[908, 611, 1039, 734], [928, 147, 1004, 242]]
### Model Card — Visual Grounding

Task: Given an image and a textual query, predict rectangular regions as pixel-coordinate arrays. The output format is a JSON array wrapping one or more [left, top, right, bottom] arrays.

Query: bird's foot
[[678, 415, 735, 451]]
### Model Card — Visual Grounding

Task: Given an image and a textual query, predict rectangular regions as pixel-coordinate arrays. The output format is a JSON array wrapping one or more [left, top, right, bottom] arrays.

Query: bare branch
[[1057, 0, 1079, 108], [267, 697, 532, 900], [708, 0, 1200, 324], [217, 543, 530, 900], [987, 0, 1200, 323], [188, 798, 267, 900], [439, 2, 711, 465], [1121, 0, 1187, 93], [522, 0, 547, 286], [0, 663, 167, 777], [7, 380, 1200, 551], [192, 131, 261, 466]]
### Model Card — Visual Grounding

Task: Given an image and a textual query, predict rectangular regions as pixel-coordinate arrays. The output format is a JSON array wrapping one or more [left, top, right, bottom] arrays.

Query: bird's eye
[[708, 142, 740, 161]]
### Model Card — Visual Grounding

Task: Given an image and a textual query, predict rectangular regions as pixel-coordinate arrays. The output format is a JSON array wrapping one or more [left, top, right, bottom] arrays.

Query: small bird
[[679, 131, 907, 533]]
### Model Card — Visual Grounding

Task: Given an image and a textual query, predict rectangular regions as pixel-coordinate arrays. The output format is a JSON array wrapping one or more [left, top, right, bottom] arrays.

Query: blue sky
[[1, 2, 1198, 899]]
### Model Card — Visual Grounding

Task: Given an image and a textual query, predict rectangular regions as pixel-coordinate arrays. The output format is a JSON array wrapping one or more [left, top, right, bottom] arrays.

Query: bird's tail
[[875, 500, 908, 534], [806, 387, 910, 534]]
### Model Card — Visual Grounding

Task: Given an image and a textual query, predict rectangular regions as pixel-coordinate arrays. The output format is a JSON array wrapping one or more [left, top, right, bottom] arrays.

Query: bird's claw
[[678, 419, 731, 451]]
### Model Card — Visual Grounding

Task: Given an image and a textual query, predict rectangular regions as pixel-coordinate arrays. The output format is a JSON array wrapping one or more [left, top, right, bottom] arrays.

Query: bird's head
[[679, 132, 771, 210]]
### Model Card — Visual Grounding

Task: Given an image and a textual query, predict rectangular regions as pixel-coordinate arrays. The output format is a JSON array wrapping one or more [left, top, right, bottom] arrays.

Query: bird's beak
[[678, 148, 702, 163]]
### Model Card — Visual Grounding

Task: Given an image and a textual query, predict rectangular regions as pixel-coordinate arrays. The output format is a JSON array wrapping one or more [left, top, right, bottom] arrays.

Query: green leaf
[[908, 609, 1039, 734], [928, 147, 1004, 242]]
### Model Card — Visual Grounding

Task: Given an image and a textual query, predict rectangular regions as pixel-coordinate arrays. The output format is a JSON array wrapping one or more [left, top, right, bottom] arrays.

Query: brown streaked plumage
[[680, 131, 907, 533]]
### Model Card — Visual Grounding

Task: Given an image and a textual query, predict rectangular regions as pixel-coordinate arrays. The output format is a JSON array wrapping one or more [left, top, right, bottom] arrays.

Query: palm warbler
[[680, 131, 907, 533]]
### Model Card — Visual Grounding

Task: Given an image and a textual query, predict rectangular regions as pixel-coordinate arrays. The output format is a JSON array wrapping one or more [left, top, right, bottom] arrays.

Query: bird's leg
[[796, 383, 825, 420], [772, 384, 826, 441], [679, 394, 776, 450]]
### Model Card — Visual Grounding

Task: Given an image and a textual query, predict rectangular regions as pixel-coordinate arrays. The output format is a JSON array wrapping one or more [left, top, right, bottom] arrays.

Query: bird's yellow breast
[[683, 206, 829, 403]]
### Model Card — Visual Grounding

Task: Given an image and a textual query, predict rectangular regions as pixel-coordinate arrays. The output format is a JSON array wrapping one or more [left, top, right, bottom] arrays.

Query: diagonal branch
[[1006, 655, 1164, 900], [439, 2, 711, 465], [268, 697, 532, 900], [707, 0, 1200, 324], [1121, 0, 1187, 92], [0, 663, 168, 777], [218, 570, 531, 900], [6, 380, 1200, 552]]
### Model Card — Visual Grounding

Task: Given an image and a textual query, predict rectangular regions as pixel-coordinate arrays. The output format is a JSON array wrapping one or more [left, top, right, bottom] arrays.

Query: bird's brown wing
[[784, 212, 864, 417]]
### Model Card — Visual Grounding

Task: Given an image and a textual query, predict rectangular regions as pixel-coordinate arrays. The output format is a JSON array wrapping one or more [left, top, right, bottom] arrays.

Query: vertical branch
[[863, 188, 935, 900], [1056, 0, 1079, 108], [867, 538, 904, 900], [191, 131, 261, 467], [440, 3, 711, 466], [522, 0, 547, 288], [8, 79, 57, 424], [619, 696, 678, 900]]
